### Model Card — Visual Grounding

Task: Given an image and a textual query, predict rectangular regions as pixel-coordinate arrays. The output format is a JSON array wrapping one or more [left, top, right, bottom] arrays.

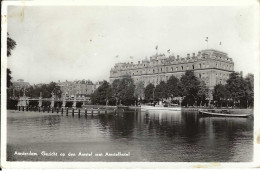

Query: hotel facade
[[109, 49, 234, 98]]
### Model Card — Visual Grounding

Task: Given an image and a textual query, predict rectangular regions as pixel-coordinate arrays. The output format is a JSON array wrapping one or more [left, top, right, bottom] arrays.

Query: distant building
[[57, 79, 103, 98], [12, 79, 31, 90], [109, 49, 234, 98]]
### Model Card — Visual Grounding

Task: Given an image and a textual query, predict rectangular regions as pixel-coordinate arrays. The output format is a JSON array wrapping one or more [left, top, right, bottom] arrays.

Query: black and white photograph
[[1, 0, 260, 169]]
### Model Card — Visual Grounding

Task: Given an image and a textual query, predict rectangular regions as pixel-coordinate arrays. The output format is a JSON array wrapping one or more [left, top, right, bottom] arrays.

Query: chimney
[[187, 54, 190, 58], [193, 53, 195, 57], [177, 55, 179, 58], [138, 61, 140, 64], [198, 51, 201, 56], [131, 62, 133, 65]]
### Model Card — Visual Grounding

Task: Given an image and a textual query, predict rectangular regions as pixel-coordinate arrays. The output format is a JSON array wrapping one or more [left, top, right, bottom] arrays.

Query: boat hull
[[141, 106, 181, 111], [199, 110, 251, 118]]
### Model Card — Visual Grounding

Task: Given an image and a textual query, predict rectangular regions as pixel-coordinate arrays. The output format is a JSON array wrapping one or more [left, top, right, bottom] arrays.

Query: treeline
[[213, 72, 253, 108], [90, 71, 208, 106], [144, 71, 209, 106], [91, 71, 254, 108], [90, 77, 136, 106], [8, 82, 62, 99]]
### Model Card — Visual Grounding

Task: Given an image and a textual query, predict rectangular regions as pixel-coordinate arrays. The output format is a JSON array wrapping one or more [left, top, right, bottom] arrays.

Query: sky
[[7, 5, 258, 84]]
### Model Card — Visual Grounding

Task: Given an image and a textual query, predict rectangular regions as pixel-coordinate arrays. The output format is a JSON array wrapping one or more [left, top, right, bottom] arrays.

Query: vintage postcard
[[1, 0, 260, 169]]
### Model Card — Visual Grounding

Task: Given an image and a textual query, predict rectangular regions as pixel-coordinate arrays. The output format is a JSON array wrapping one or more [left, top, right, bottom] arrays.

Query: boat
[[198, 109, 251, 118], [141, 104, 181, 111], [117, 105, 129, 110]]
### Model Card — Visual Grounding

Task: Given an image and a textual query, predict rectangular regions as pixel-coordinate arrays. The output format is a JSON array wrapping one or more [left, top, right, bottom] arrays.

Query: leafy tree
[[166, 75, 180, 98], [179, 71, 200, 106], [197, 81, 209, 106], [244, 73, 254, 108], [7, 69, 13, 88], [111, 76, 136, 105], [225, 72, 246, 106], [134, 81, 144, 99], [7, 33, 17, 88], [144, 83, 155, 100], [23, 82, 62, 98], [90, 81, 112, 105], [154, 81, 168, 100], [213, 84, 229, 107]]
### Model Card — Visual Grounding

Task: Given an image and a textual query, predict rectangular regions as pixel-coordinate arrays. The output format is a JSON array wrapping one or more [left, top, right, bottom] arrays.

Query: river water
[[7, 109, 253, 162]]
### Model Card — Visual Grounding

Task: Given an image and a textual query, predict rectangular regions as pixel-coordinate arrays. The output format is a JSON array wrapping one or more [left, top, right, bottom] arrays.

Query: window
[[171, 67, 173, 71], [199, 64, 202, 68], [166, 67, 168, 72], [153, 69, 155, 73], [199, 74, 201, 78], [161, 68, 163, 72], [181, 66, 184, 70], [192, 65, 194, 69], [176, 67, 178, 71]]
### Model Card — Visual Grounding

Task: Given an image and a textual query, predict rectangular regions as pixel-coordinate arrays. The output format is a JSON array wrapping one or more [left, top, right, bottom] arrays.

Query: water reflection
[[7, 109, 253, 162]]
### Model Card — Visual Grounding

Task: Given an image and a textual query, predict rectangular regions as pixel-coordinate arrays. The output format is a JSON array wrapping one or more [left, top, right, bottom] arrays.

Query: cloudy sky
[[7, 5, 258, 84]]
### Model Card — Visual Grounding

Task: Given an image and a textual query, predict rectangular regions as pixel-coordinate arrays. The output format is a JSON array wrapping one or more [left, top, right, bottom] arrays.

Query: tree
[[179, 71, 200, 106], [7, 33, 17, 88], [7, 33, 17, 57], [166, 75, 180, 98], [197, 81, 209, 106], [144, 83, 155, 100], [91, 81, 112, 105], [154, 81, 168, 100], [244, 73, 254, 108], [225, 72, 246, 107], [134, 81, 144, 100], [111, 76, 136, 105], [23, 82, 62, 98], [213, 84, 229, 107]]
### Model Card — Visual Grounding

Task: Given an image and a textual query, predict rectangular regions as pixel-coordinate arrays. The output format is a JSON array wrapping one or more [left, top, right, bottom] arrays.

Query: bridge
[[16, 92, 91, 108]]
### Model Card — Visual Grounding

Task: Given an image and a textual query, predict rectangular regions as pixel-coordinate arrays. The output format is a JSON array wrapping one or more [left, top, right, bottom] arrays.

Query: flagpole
[[205, 37, 209, 49]]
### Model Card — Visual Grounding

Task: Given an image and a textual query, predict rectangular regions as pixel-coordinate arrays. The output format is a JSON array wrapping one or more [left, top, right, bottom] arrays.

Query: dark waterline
[[7, 109, 253, 162]]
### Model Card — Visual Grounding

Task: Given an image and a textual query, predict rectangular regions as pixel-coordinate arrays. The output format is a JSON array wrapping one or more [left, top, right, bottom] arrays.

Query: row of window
[[216, 63, 232, 70], [114, 63, 233, 77]]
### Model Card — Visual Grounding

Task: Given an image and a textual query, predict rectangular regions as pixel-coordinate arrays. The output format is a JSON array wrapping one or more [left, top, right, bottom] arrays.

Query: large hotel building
[[109, 49, 234, 97]]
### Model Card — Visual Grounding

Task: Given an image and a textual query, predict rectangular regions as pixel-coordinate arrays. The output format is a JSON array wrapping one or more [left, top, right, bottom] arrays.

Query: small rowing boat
[[198, 110, 251, 118]]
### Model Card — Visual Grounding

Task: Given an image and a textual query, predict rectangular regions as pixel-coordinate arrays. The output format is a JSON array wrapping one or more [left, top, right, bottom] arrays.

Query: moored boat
[[141, 105, 181, 111], [198, 109, 251, 118]]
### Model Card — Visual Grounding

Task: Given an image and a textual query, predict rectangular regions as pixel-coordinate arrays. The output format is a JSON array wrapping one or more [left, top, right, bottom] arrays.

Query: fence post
[[72, 108, 74, 116], [22, 106, 24, 111], [61, 108, 63, 115], [91, 108, 93, 116], [51, 107, 54, 113], [66, 107, 68, 116], [78, 108, 80, 117]]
